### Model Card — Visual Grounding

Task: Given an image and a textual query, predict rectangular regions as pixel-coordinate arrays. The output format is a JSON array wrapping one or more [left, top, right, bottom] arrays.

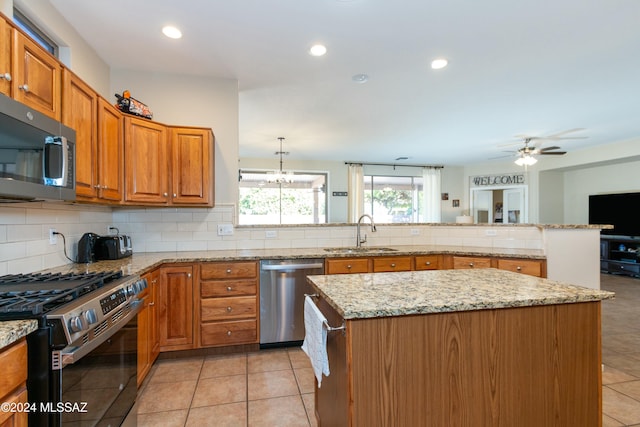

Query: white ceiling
[[48, 0, 640, 166]]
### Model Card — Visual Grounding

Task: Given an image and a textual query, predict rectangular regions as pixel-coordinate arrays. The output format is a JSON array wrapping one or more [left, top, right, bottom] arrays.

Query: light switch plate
[[485, 229, 497, 236], [265, 230, 277, 238], [410, 229, 420, 236], [217, 223, 234, 236]]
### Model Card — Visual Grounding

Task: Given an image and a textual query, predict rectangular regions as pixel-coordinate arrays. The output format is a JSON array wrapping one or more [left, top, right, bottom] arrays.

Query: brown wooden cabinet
[[137, 269, 160, 385], [96, 98, 124, 202], [0, 15, 11, 96], [198, 261, 259, 347], [124, 117, 169, 204], [170, 126, 214, 206], [452, 255, 493, 269], [0, 338, 28, 427], [325, 258, 370, 274], [497, 258, 545, 277], [158, 264, 194, 351], [12, 29, 61, 120], [414, 254, 441, 270], [372, 256, 412, 272]]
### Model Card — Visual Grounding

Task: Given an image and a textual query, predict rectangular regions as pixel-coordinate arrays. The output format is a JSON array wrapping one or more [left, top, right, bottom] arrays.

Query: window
[[239, 171, 327, 225], [13, 8, 58, 56], [363, 175, 424, 223]]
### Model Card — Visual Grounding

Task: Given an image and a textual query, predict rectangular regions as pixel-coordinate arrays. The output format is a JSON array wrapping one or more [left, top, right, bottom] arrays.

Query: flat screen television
[[588, 192, 640, 237]]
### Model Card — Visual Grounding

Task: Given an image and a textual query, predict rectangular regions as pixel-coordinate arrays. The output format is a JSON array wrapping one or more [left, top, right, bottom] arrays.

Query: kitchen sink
[[323, 247, 398, 254]]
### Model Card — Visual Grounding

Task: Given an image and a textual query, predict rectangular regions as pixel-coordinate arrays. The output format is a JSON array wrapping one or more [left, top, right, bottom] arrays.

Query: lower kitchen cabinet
[[0, 338, 28, 427], [372, 256, 412, 272], [497, 258, 545, 277], [158, 264, 193, 351], [325, 258, 370, 274], [414, 254, 441, 270], [452, 255, 493, 269], [138, 269, 160, 385], [198, 261, 259, 347]]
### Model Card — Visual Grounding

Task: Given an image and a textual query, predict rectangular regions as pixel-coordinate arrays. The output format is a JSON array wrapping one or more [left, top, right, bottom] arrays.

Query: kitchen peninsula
[[306, 268, 614, 427]]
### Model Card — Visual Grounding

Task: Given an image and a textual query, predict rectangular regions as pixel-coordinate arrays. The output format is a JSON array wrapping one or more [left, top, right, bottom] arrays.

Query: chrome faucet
[[356, 214, 376, 248]]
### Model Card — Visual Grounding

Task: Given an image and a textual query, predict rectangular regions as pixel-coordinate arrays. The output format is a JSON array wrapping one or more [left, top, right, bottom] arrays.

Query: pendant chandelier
[[267, 137, 294, 184]]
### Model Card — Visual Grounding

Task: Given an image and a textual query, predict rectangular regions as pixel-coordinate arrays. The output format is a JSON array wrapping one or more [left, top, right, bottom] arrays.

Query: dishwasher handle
[[261, 262, 324, 271]]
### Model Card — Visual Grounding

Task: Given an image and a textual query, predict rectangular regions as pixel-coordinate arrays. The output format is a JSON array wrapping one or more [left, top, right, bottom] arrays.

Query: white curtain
[[423, 167, 442, 222], [347, 164, 364, 222]]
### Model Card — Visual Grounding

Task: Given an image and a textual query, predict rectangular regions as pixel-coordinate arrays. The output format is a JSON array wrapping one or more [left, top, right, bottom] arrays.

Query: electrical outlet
[[265, 230, 277, 239], [485, 229, 497, 236], [217, 223, 234, 236], [410, 229, 420, 236], [49, 228, 57, 245]]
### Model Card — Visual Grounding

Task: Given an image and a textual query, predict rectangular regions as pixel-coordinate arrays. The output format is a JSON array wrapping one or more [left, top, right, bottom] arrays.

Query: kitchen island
[[306, 268, 614, 427]]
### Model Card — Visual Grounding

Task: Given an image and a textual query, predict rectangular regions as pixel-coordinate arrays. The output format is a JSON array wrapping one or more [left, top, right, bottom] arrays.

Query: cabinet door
[[158, 265, 193, 350], [372, 256, 413, 272], [62, 70, 98, 199], [147, 269, 161, 362], [497, 259, 544, 277], [452, 256, 492, 269], [170, 127, 214, 206], [97, 98, 124, 202], [136, 287, 150, 386], [414, 255, 440, 270], [12, 30, 61, 120], [325, 258, 370, 274], [124, 117, 168, 204], [0, 16, 11, 96]]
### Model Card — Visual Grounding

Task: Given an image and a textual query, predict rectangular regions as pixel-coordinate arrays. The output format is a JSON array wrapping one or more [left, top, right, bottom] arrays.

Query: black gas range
[[0, 270, 146, 427]]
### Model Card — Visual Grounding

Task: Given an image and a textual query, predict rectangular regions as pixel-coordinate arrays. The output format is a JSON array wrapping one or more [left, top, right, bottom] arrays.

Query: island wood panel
[[344, 302, 601, 427]]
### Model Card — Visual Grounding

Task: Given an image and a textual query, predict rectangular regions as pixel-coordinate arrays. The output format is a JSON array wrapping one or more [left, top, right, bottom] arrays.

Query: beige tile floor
[[135, 273, 640, 427]]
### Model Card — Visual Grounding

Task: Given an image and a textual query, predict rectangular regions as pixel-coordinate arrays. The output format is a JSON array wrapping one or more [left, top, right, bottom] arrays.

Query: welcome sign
[[470, 173, 527, 187]]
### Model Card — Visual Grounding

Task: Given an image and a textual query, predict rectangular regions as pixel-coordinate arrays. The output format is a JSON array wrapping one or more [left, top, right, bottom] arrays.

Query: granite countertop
[[0, 319, 38, 350], [306, 268, 615, 320], [39, 244, 547, 277]]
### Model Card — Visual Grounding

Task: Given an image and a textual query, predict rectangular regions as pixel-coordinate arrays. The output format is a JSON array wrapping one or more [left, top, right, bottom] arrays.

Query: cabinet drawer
[[372, 256, 413, 272], [497, 259, 543, 277], [326, 258, 369, 274], [0, 338, 27, 398], [414, 255, 440, 270], [201, 296, 257, 321], [452, 256, 492, 269], [201, 279, 257, 297], [200, 319, 257, 346], [200, 262, 258, 279]]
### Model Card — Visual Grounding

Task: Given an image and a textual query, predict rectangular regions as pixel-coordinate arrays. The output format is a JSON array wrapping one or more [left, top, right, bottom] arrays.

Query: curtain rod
[[345, 161, 444, 169]]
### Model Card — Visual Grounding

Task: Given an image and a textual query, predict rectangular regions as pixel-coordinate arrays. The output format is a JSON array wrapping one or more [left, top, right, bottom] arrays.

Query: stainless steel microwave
[[0, 93, 75, 202]]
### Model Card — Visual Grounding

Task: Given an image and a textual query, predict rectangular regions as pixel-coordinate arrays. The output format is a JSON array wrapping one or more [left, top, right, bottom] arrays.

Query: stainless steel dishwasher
[[260, 259, 325, 347]]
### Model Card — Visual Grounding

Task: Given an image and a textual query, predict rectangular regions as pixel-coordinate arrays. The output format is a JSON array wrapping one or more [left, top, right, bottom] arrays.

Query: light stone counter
[[306, 268, 615, 320], [0, 319, 38, 350]]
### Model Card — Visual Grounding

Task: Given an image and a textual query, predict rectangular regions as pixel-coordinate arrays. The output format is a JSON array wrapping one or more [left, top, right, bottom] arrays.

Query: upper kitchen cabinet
[[124, 116, 169, 204], [124, 116, 214, 206], [96, 97, 124, 202], [170, 126, 214, 206], [0, 16, 11, 96], [12, 28, 61, 120]]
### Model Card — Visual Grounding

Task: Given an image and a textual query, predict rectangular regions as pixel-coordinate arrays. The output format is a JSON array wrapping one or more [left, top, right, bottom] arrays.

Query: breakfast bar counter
[[306, 269, 614, 427]]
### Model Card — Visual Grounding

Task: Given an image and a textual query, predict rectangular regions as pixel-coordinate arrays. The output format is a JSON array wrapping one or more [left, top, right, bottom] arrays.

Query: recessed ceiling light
[[309, 44, 327, 57], [352, 73, 369, 83], [431, 58, 448, 69], [162, 26, 182, 39]]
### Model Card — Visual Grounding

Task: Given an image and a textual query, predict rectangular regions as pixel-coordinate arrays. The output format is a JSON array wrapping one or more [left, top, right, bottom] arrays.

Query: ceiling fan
[[496, 128, 587, 166]]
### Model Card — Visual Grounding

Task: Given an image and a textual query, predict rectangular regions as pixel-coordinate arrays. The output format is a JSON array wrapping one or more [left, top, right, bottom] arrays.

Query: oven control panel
[[100, 288, 127, 315]]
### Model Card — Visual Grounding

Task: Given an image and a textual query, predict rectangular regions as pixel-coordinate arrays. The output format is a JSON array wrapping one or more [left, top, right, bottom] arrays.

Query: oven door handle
[[57, 299, 143, 368]]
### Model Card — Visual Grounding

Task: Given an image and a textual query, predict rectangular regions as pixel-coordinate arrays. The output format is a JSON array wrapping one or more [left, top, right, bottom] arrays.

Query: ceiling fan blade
[[542, 128, 585, 139], [539, 151, 567, 155], [539, 146, 562, 152]]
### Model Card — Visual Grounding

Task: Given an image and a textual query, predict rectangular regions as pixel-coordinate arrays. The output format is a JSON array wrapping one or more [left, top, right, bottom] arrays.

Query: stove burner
[[0, 271, 123, 317]]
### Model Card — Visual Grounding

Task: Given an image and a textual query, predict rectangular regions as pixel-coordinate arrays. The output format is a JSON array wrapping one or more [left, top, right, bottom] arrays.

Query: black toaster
[[94, 235, 132, 260]]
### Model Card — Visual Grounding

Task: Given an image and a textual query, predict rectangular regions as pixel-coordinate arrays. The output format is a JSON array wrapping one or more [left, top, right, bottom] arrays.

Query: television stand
[[600, 235, 640, 278]]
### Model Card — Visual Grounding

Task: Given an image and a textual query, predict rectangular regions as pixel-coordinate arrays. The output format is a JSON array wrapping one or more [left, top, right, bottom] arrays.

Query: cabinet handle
[[227, 331, 232, 336], [516, 266, 522, 271], [425, 261, 431, 266], [227, 286, 232, 291], [149, 302, 155, 306], [173, 193, 177, 198], [390, 263, 396, 268], [226, 269, 232, 274], [163, 192, 168, 197], [18, 84, 29, 92], [227, 306, 232, 312], [469, 263, 474, 267], [187, 273, 192, 278], [0, 72, 11, 81], [152, 279, 157, 284], [347, 265, 352, 269]]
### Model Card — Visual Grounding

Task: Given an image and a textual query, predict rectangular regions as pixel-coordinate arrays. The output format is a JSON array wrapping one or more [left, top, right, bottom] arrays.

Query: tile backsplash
[[0, 203, 544, 274]]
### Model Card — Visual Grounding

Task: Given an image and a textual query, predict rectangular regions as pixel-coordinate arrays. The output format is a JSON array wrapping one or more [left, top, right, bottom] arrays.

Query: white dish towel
[[301, 295, 330, 387]]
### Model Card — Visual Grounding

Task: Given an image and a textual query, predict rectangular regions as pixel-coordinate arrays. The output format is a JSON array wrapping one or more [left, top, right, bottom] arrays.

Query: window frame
[[13, 8, 58, 57]]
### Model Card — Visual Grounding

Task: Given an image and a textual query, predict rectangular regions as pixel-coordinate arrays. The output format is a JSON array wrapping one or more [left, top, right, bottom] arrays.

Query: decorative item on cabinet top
[[115, 90, 153, 119]]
